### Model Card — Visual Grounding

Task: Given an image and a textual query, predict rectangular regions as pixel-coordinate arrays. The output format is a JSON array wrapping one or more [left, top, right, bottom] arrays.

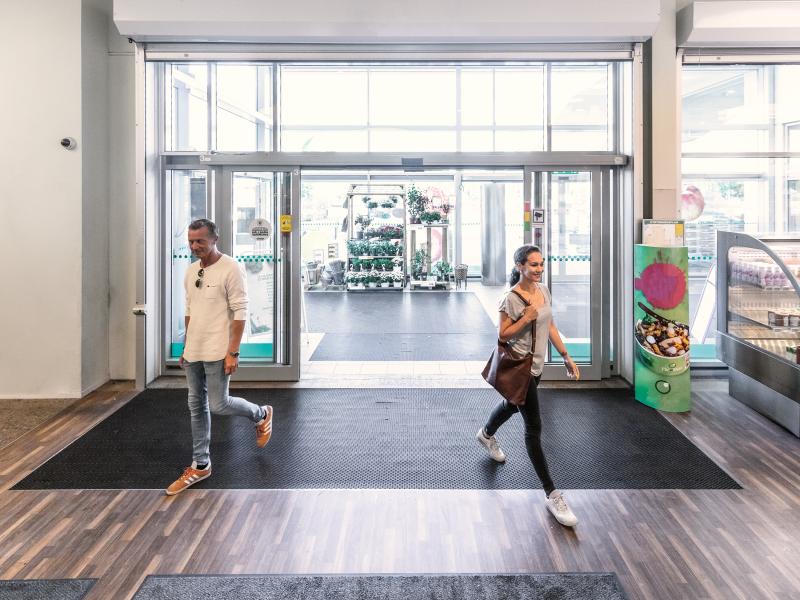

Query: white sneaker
[[476, 428, 506, 463], [546, 490, 578, 527]]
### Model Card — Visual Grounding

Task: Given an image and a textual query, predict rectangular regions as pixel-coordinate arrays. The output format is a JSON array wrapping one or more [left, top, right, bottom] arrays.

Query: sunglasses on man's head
[[195, 268, 205, 288]]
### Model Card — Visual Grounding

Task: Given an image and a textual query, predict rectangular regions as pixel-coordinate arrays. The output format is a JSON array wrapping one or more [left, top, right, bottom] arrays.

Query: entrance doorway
[[158, 158, 614, 382]]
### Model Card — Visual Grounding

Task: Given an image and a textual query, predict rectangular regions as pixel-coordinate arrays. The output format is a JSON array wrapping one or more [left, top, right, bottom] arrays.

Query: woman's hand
[[565, 356, 580, 380], [521, 305, 539, 324]]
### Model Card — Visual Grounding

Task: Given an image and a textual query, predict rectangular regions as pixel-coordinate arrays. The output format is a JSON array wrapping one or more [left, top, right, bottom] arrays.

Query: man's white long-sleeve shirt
[[183, 254, 248, 362]]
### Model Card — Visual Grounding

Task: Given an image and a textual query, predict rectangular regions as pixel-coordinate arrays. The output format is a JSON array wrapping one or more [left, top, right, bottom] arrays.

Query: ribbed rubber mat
[[0, 579, 95, 600], [132, 574, 628, 600], [13, 388, 740, 491]]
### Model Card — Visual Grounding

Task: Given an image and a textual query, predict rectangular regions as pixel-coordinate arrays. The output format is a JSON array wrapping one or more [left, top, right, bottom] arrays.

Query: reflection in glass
[[168, 170, 207, 358], [546, 171, 592, 363], [165, 64, 209, 151], [216, 65, 272, 151], [231, 172, 286, 361]]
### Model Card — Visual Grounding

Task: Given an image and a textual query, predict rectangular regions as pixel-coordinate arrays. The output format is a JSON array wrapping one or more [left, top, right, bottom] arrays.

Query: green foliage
[[411, 249, 430, 279], [407, 184, 429, 219], [420, 211, 442, 224], [432, 260, 453, 278]]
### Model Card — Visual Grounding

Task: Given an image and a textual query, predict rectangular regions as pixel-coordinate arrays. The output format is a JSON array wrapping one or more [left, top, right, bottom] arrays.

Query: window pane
[[681, 157, 772, 356], [166, 64, 208, 151], [495, 129, 544, 151], [682, 66, 770, 153], [460, 69, 494, 126], [369, 69, 456, 126], [216, 65, 271, 151], [494, 68, 544, 126], [168, 170, 207, 358], [369, 129, 456, 152], [550, 65, 609, 150], [281, 68, 367, 127], [281, 129, 368, 152], [461, 130, 494, 152]]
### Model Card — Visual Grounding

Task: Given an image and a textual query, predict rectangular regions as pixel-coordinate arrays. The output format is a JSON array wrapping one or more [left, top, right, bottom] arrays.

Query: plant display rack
[[345, 183, 407, 291]]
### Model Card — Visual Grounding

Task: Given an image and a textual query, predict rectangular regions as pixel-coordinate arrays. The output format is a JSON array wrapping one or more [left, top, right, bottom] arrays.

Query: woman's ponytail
[[509, 266, 521, 286]]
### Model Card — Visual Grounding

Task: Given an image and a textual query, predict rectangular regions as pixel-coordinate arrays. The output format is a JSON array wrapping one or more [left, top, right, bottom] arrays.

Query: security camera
[[60, 137, 77, 150]]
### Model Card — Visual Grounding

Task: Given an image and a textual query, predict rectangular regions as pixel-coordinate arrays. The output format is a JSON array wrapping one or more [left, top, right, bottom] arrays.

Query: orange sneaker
[[256, 405, 273, 448], [165, 462, 211, 496]]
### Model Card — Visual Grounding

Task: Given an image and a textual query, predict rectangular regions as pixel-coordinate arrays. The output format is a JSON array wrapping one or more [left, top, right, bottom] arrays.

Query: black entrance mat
[[0, 579, 95, 600], [310, 332, 498, 361], [132, 574, 628, 600], [14, 388, 739, 491], [305, 292, 496, 334]]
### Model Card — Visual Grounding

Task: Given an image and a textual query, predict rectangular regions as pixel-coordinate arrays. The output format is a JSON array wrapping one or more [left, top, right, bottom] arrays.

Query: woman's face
[[517, 251, 544, 283]]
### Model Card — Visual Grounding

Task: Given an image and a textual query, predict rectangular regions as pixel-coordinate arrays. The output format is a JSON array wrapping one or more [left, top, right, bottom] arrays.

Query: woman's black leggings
[[483, 376, 555, 496]]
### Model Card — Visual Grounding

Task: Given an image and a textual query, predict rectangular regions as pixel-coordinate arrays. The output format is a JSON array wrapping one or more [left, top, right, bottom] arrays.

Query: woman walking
[[477, 244, 581, 527]]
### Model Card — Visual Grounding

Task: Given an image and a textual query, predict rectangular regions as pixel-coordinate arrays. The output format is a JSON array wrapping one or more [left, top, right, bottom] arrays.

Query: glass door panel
[[546, 171, 593, 364], [529, 168, 605, 379], [228, 171, 290, 363], [167, 170, 207, 360]]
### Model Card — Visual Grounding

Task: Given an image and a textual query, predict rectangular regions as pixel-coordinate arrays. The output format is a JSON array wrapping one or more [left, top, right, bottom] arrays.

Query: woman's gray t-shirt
[[497, 284, 553, 376]]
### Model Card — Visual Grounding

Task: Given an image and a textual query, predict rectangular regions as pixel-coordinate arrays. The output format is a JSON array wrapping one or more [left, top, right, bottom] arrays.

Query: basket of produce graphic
[[635, 302, 690, 377]]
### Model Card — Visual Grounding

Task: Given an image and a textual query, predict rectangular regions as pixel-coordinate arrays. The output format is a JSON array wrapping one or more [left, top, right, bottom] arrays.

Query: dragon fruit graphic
[[635, 253, 686, 309]]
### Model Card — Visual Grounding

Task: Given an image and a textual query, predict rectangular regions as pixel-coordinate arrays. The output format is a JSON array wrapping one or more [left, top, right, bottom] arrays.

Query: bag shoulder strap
[[509, 288, 530, 305]]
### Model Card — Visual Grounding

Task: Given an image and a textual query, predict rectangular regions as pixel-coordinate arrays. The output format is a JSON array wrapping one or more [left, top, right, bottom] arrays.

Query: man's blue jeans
[[184, 359, 263, 465]]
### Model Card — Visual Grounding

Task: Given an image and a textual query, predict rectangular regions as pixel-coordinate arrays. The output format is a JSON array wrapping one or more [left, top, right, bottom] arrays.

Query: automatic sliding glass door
[[528, 168, 609, 380], [164, 167, 300, 380]]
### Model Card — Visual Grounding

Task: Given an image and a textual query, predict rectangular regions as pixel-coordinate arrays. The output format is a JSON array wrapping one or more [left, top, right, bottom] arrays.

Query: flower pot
[[380, 282, 391, 288], [393, 281, 403, 288], [368, 282, 378, 288]]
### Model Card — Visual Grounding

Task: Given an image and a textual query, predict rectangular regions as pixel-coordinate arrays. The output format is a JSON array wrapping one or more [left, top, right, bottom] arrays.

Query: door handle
[[132, 304, 147, 316]]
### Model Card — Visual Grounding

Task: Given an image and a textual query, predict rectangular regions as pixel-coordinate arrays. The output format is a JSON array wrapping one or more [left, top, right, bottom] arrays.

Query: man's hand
[[179, 355, 186, 368], [224, 353, 239, 375]]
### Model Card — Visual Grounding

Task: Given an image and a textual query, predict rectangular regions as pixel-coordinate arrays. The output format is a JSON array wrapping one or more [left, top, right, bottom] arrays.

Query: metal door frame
[[160, 165, 301, 381], [525, 166, 611, 380]]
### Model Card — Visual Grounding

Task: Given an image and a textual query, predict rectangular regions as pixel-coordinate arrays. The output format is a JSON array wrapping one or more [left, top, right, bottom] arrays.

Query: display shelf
[[346, 183, 406, 292], [717, 231, 800, 436]]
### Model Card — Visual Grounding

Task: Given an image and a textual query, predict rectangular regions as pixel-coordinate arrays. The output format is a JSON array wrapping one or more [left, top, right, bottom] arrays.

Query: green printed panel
[[634, 245, 691, 413], [170, 343, 274, 360]]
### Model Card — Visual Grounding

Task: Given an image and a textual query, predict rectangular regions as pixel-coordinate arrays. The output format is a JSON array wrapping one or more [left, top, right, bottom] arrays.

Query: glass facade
[[165, 62, 616, 154], [682, 64, 800, 359]]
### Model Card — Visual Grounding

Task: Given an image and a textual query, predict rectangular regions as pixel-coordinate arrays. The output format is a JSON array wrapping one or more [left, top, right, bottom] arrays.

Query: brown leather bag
[[481, 289, 536, 406]]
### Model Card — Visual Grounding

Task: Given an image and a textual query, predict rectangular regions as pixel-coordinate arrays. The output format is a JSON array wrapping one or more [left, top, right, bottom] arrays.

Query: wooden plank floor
[[1, 378, 799, 599]]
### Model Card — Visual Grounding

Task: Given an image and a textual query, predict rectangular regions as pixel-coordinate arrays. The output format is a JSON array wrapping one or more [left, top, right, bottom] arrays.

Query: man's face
[[188, 226, 217, 261]]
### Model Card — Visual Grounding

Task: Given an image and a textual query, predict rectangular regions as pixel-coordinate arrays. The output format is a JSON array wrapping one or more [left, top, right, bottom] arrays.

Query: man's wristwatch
[[229, 351, 240, 358]]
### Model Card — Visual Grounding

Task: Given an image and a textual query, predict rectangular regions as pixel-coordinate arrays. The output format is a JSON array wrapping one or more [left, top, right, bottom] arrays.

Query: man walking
[[166, 218, 273, 495]]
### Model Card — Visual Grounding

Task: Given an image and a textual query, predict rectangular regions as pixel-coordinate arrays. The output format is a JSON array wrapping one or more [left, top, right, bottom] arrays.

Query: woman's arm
[[549, 320, 580, 379], [498, 307, 537, 343]]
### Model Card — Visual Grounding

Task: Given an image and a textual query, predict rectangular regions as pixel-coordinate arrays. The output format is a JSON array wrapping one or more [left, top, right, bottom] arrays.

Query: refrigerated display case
[[716, 231, 800, 435]]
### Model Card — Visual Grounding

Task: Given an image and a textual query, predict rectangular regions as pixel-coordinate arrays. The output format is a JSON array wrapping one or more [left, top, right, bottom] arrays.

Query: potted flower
[[367, 271, 379, 288], [346, 271, 365, 290], [354, 214, 372, 239], [411, 249, 429, 280], [380, 195, 398, 209], [391, 270, 405, 288], [433, 260, 453, 285], [380, 271, 392, 288], [420, 210, 442, 225], [440, 202, 451, 224], [407, 185, 428, 224]]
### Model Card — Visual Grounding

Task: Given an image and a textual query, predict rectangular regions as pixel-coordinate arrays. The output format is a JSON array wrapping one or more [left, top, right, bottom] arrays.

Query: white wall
[[81, 0, 111, 394], [0, 0, 84, 398], [108, 20, 137, 380], [651, 0, 681, 220]]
